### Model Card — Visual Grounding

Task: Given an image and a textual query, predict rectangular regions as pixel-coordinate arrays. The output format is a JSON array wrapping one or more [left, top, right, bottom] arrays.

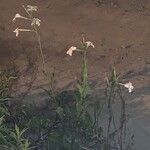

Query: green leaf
[[76, 102, 83, 117], [56, 107, 64, 119]]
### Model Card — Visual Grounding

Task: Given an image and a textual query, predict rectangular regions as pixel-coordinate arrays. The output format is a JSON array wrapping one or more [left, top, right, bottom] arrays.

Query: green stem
[[82, 50, 87, 101]]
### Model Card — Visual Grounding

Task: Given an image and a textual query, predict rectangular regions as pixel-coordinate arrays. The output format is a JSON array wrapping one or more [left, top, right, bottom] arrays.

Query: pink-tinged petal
[[66, 46, 77, 56]]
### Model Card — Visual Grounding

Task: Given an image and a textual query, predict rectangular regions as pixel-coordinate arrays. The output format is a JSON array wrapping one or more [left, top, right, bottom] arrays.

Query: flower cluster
[[31, 18, 41, 26], [66, 40, 95, 56], [12, 5, 41, 37]]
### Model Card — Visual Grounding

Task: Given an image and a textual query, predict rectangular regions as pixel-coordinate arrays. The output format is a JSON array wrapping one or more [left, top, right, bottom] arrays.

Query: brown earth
[[0, 0, 150, 149]]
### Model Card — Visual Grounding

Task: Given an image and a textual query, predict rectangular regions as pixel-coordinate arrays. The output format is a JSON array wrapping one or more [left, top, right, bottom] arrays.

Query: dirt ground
[[0, 0, 150, 149]]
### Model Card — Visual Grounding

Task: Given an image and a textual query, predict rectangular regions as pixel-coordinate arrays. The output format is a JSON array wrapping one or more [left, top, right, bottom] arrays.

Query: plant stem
[[24, 7, 46, 73], [82, 50, 88, 101], [34, 29, 46, 73]]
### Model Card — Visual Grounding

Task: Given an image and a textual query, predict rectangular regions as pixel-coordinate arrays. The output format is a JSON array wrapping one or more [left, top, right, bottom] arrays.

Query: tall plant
[[12, 5, 46, 72], [66, 37, 95, 117], [105, 68, 134, 149]]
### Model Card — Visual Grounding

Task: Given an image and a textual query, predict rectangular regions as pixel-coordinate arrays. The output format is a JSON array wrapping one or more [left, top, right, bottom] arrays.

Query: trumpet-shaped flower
[[26, 5, 38, 12], [124, 82, 134, 93], [13, 28, 32, 37], [12, 13, 30, 22], [12, 14, 21, 22], [85, 41, 95, 48], [119, 82, 134, 93], [66, 46, 77, 56], [31, 18, 41, 26], [13, 28, 19, 37]]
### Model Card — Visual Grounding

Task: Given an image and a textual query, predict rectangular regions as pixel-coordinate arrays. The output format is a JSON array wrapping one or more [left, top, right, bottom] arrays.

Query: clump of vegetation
[[0, 71, 32, 150], [0, 4, 135, 150]]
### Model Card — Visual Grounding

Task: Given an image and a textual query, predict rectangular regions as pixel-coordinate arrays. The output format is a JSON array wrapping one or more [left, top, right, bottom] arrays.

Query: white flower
[[85, 41, 95, 48], [119, 82, 134, 93], [26, 5, 38, 12], [124, 82, 134, 93], [13, 28, 19, 37], [12, 13, 30, 22], [31, 18, 41, 26], [12, 13, 22, 22], [66, 46, 77, 56], [13, 28, 32, 37]]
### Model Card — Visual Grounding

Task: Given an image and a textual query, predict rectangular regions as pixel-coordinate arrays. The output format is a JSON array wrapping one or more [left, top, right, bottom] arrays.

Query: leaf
[[0, 117, 4, 125], [77, 84, 83, 100], [15, 124, 20, 138], [76, 102, 83, 117], [56, 107, 64, 119]]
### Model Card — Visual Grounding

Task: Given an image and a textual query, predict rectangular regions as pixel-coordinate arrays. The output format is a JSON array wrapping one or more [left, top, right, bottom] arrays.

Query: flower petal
[[13, 28, 19, 37], [66, 46, 77, 56], [31, 18, 41, 26], [124, 82, 134, 93], [85, 41, 95, 48], [12, 13, 21, 22], [26, 5, 38, 12]]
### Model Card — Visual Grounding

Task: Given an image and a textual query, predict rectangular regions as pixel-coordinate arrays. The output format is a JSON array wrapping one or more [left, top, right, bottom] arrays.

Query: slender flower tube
[[12, 13, 31, 22], [13, 28, 32, 37]]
